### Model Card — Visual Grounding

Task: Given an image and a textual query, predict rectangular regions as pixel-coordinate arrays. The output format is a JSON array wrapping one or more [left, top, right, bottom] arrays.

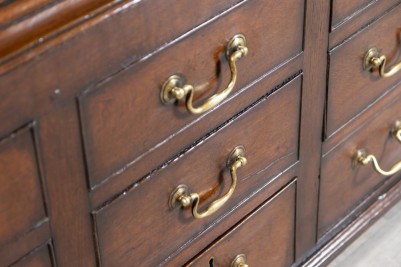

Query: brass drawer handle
[[169, 146, 247, 219], [355, 121, 401, 176], [231, 254, 249, 267], [161, 34, 248, 114], [363, 47, 401, 78]]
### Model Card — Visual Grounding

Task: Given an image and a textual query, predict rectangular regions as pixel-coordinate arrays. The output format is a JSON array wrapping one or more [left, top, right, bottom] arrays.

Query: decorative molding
[[0, 0, 122, 60], [299, 177, 401, 266]]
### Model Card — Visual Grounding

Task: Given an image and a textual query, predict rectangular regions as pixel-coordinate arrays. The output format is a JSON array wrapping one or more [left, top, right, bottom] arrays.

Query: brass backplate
[[226, 34, 247, 58], [227, 145, 246, 168], [161, 75, 185, 104], [353, 149, 367, 168], [231, 254, 247, 267], [168, 184, 189, 209], [363, 47, 379, 70]]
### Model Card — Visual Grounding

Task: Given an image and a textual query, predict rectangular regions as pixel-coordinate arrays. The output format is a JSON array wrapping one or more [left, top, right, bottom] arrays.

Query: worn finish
[[327, 4, 401, 138], [187, 180, 296, 267], [93, 76, 301, 267]]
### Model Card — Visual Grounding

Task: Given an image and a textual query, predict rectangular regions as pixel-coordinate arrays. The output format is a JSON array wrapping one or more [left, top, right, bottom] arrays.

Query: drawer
[[326, 4, 401, 137], [319, 85, 401, 237], [11, 244, 53, 267], [79, 0, 305, 188], [331, 0, 371, 28], [92, 75, 301, 267], [187, 180, 296, 267], [0, 124, 46, 246]]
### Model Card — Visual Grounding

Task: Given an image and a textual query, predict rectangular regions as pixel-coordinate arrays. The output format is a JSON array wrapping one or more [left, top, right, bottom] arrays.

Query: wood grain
[[331, 0, 373, 29], [0, 124, 46, 247], [326, 4, 401, 138], [93, 76, 301, 267], [320, 82, 401, 237], [187, 180, 296, 267], [11, 243, 54, 267], [295, 0, 330, 259], [79, 0, 305, 188]]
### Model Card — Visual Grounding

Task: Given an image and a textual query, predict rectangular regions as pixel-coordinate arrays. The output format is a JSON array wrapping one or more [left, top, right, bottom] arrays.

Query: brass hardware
[[355, 121, 401, 176], [161, 34, 248, 114], [231, 254, 249, 267], [392, 120, 401, 144], [169, 145, 247, 219], [363, 47, 401, 78]]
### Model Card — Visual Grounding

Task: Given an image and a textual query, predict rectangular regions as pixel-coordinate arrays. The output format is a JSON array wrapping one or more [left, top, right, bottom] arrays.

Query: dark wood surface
[[302, 175, 401, 266], [79, 0, 304, 189], [0, 221, 51, 266], [187, 180, 296, 267], [326, 4, 401, 138], [331, 0, 372, 29], [0, 124, 46, 247], [320, 81, 401, 238], [1, 0, 401, 266], [329, 0, 401, 49], [295, 0, 330, 259], [11, 244, 54, 267], [93, 75, 301, 267]]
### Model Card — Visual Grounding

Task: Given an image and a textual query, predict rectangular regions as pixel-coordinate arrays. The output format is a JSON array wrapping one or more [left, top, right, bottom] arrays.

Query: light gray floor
[[328, 200, 401, 267]]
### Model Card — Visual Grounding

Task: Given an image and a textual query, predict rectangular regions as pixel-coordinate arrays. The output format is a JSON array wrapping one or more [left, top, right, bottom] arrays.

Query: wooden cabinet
[[1, 1, 401, 266]]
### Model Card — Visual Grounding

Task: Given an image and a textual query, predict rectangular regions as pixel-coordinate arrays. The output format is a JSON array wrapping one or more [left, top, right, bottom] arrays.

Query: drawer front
[[0, 124, 46, 246], [327, 4, 401, 137], [11, 244, 53, 267], [331, 0, 371, 28], [93, 75, 301, 267], [319, 84, 401, 237], [187, 180, 296, 267], [79, 0, 305, 188]]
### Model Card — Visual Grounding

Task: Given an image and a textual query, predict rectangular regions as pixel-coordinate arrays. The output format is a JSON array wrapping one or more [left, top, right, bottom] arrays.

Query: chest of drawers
[[1, 0, 401, 266]]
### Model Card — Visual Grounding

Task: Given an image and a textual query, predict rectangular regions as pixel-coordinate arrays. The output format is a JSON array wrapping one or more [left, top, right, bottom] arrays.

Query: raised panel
[[188, 180, 296, 267], [11, 244, 54, 267], [93, 74, 301, 267], [79, 0, 305, 188], [0, 124, 46, 246]]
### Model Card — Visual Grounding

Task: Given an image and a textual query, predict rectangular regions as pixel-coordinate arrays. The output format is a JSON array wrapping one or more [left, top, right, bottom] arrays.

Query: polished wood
[[330, 0, 401, 49], [295, 0, 330, 259], [0, 220, 50, 266], [38, 105, 97, 266], [187, 180, 296, 267], [93, 76, 301, 267], [2, 0, 401, 266], [320, 83, 401, 237], [326, 4, 401, 138], [89, 54, 303, 210], [79, 0, 304, 189], [167, 165, 298, 267], [11, 243, 54, 267], [302, 174, 401, 266], [0, 0, 54, 26], [331, 0, 372, 29], [0, 0, 244, 74], [0, 124, 46, 246], [0, 0, 116, 60]]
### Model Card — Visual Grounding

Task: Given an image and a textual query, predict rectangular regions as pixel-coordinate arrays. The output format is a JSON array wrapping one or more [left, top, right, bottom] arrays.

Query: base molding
[[299, 177, 401, 267]]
